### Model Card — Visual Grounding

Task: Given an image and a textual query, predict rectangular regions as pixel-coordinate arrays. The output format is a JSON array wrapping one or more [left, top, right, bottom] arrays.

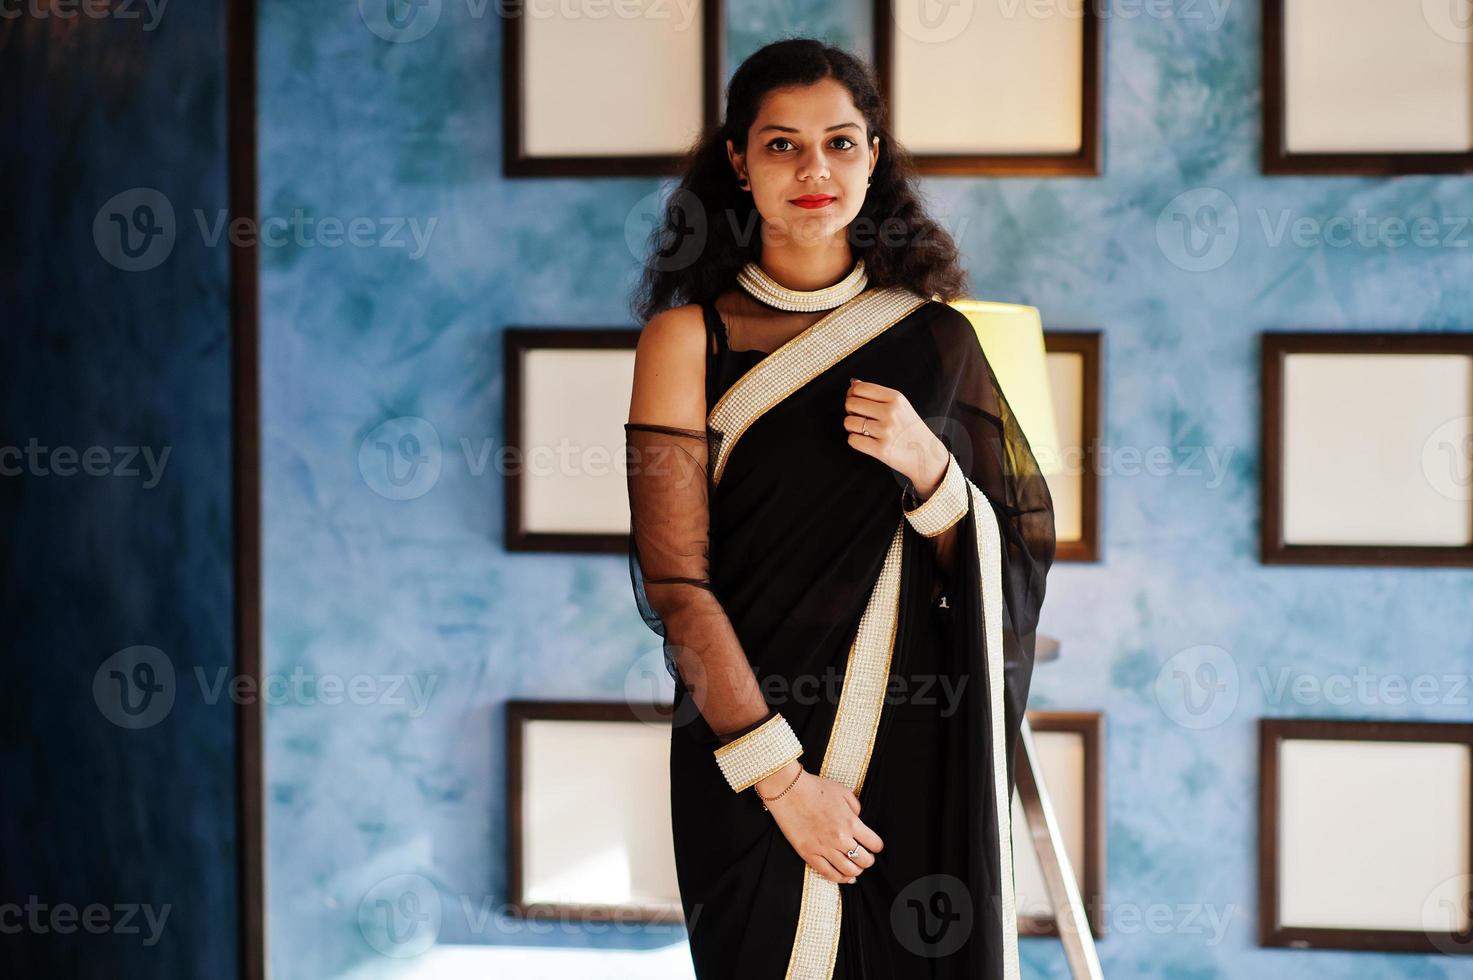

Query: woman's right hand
[[757, 761, 884, 884]]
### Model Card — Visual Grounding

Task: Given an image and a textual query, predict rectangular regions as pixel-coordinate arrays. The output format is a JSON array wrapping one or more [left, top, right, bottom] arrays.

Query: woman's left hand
[[843, 378, 950, 497]]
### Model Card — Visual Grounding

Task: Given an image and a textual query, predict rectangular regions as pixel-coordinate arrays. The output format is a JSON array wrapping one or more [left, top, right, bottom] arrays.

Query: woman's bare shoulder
[[629, 303, 707, 425], [638, 303, 706, 357]]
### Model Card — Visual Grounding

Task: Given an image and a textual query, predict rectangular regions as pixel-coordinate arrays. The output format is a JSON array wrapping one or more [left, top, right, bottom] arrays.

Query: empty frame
[[504, 328, 639, 552], [507, 701, 683, 923], [1261, 332, 1473, 566], [503, 0, 724, 176], [1259, 718, 1473, 953], [1044, 331, 1102, 562], [1013, 711, 1106, 939], [1263, 0, 1473, 174], [874, 0, 1101, 175]]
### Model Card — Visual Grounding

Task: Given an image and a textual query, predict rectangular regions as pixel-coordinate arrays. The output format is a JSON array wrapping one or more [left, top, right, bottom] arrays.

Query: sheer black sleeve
[[623, 422, 775, 746]]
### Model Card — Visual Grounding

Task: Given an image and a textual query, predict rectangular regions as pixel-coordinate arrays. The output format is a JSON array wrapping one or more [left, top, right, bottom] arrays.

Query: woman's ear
[[726, 138, 744, 181]]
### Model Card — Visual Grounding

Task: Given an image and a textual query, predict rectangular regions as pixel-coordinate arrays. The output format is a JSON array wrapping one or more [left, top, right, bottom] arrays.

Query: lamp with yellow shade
[[947, 299, 1064, 478]]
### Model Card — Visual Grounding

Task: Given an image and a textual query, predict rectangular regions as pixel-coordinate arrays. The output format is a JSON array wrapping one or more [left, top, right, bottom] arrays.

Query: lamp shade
[[947, 300, 1063, 477]]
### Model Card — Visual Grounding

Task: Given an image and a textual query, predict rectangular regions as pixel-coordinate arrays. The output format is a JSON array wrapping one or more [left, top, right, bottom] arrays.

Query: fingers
[[842, 788, 861, 814], [806, 855, 850, 885], [826, 848, 864, 878], [852, 821, 884, 854], [840, 840, 876, 870], [847, 379, 895, 401], [843, 394, 884, 419], [843, 414, 883, 438]]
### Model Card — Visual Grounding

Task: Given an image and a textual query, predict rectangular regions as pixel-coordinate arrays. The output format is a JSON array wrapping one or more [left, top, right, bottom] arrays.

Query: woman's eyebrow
[[756, 122, 863, 134]]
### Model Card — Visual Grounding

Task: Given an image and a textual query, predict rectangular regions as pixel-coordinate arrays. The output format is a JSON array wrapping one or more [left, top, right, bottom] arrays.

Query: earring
[[738, 175, 750, 190]]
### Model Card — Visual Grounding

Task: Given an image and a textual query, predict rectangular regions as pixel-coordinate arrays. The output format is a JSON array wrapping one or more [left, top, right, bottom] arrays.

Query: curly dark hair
[[630, 37, 969, 324]]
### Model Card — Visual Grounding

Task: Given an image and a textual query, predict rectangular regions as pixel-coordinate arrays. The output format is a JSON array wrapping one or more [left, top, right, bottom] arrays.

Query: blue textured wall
[[259, 2, 1473, 978], [0, 4, 237, 978]]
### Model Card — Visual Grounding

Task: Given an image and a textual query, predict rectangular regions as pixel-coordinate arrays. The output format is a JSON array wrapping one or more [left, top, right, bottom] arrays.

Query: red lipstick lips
[[790, 194, 837, 209]]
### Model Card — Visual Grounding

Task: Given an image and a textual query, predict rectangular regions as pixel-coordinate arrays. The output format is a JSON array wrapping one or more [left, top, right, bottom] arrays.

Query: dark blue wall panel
[[0, 6, 238, 978]]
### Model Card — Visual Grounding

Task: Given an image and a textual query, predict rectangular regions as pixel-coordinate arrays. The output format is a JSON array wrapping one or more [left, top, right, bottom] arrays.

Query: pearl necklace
[[736, 258, 869, 312]]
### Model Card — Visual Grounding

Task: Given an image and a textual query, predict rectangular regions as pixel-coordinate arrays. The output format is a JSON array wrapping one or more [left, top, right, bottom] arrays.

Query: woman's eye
[[767, 137, 857, 152]]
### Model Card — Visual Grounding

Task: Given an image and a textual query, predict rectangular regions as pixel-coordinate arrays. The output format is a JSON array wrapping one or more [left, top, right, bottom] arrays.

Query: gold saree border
[[781, 485, 1020, 980], [706, 287, 931, 487], [902, 451, 968, 538], [783, 522, 905, 980], [965, 479, 1021, 980]]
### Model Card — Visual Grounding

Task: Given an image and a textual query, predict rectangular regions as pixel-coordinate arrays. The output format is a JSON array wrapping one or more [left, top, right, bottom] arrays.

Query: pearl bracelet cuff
[[713, 713, 804, 792], [902, 452, 967, 537]]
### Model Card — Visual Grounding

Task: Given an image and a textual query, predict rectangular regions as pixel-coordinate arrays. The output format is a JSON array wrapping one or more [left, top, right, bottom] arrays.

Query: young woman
[[624, 38, 1056, 980]]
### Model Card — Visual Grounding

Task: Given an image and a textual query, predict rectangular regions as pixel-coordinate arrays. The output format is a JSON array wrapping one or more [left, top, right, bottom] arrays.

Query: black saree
[[624, 286, 1056, 980]]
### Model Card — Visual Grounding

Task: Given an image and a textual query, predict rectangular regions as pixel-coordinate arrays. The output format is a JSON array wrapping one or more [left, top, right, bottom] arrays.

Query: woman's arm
[[625, 305, 791, 780]]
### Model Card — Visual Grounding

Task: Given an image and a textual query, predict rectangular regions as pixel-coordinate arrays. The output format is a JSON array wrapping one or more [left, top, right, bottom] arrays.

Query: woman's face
[[728, 79, 880, 248]]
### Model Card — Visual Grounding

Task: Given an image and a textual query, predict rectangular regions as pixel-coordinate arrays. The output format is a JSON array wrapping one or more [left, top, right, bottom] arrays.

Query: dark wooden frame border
[[1262, 0, 1473, 175], [1258, 717, 1473, 953], [506, 700, 684, 924], [1260, 331, 1473, 567], [228, 0, 264, 974], [502, 0, 726, 177], [872, 0, 1102, 176], [1017, 710, 1107, 939], [1044, 330, 1102, 562], [504, 327, 641, 553]]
